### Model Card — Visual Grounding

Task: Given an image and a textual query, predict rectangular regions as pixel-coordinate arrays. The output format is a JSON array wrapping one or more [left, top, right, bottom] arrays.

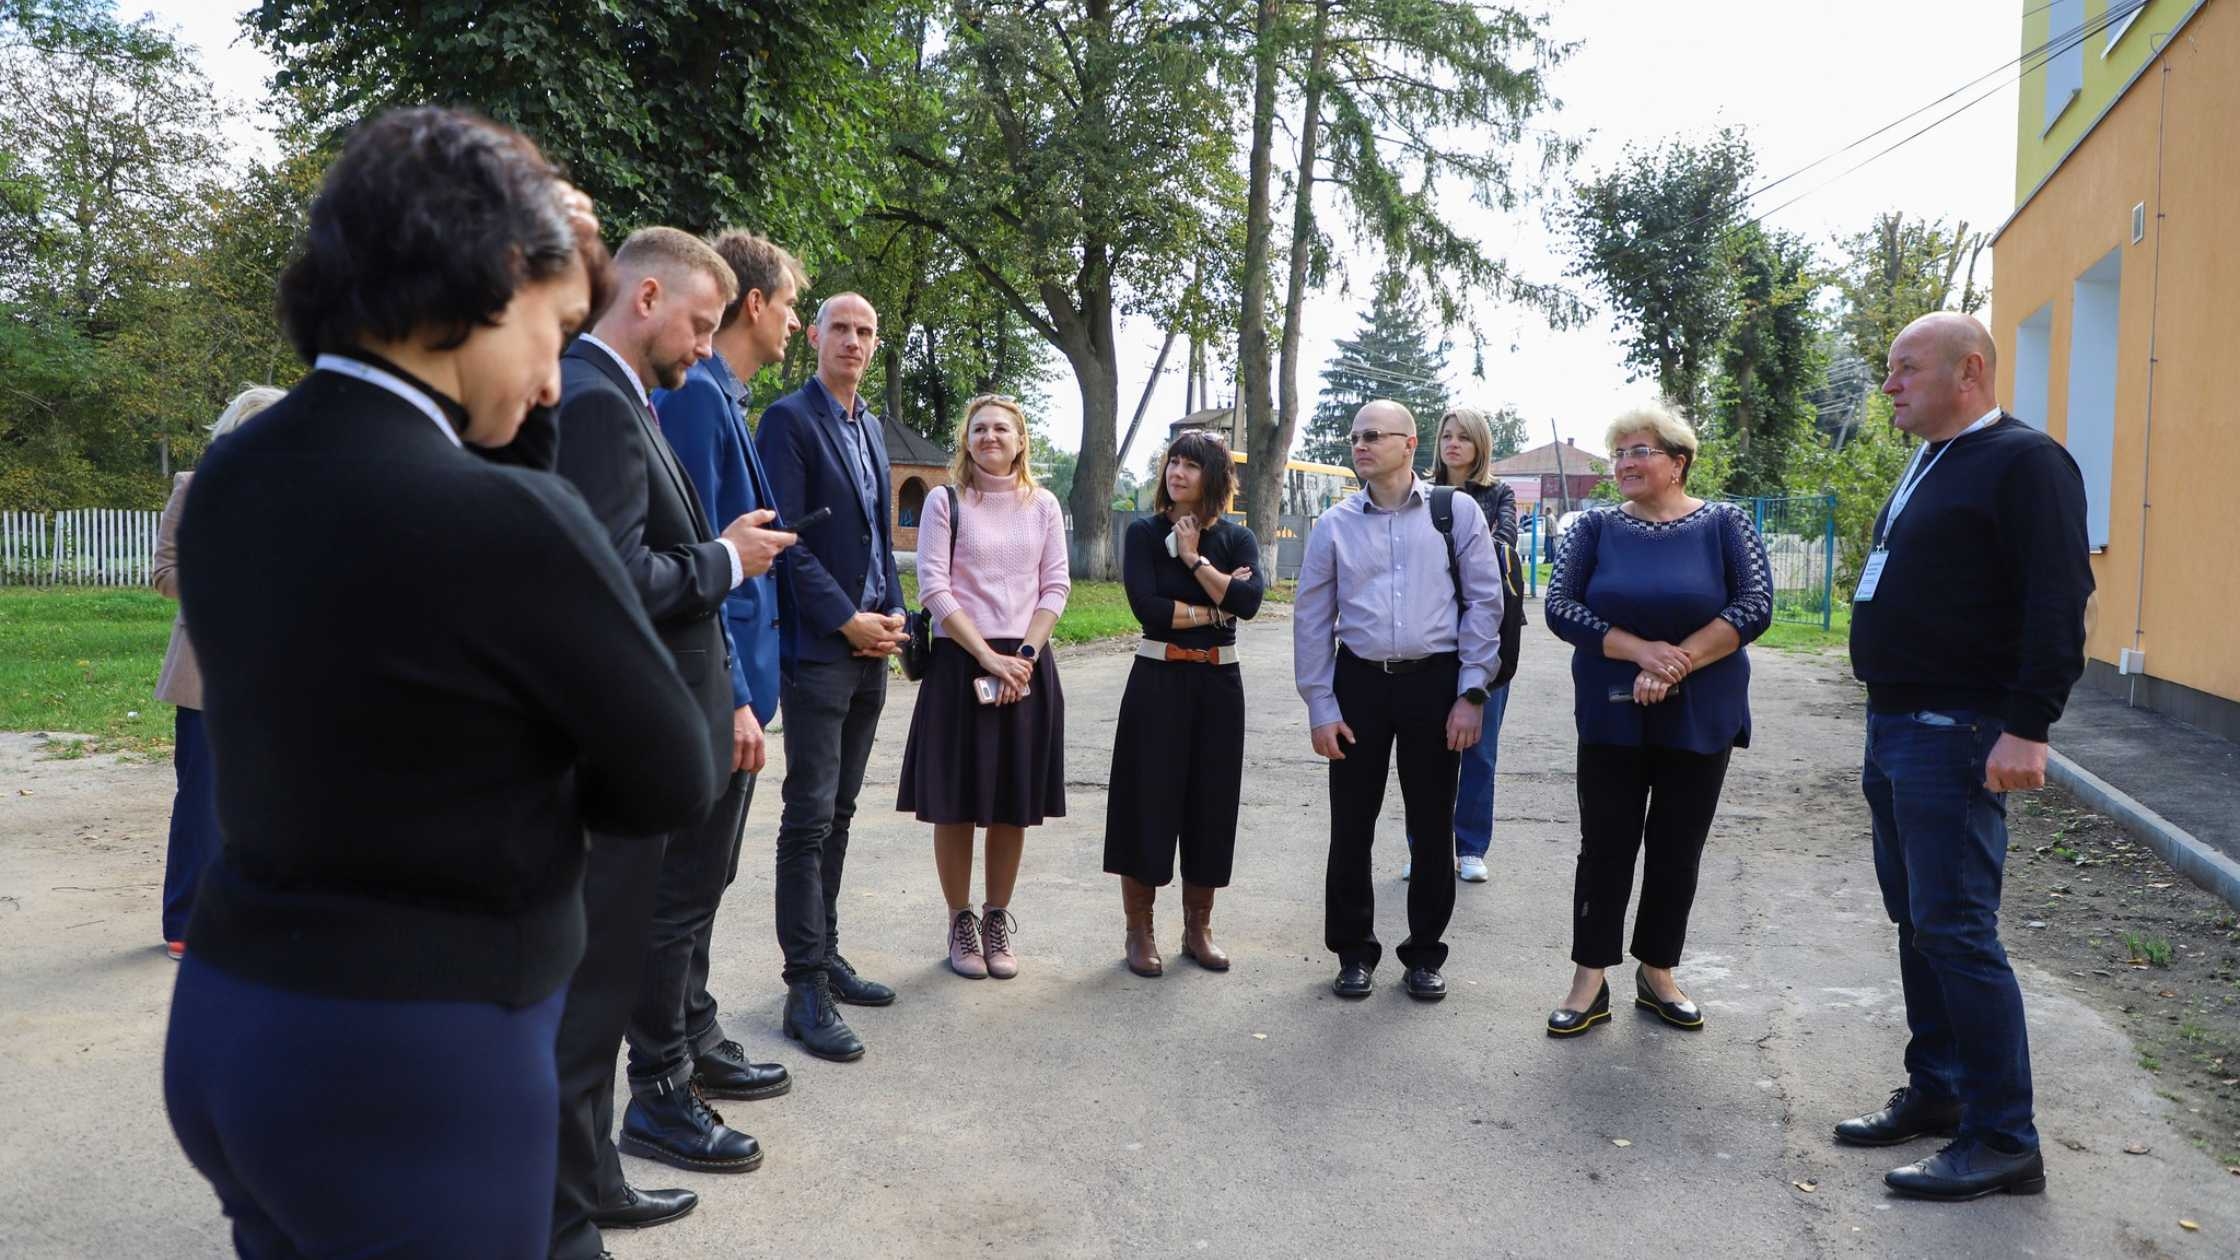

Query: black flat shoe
[[1403, 967, 1447, 1002], [694, 1039, 791, 1101], [1835, 1085, 1963, 1147], [1885, 1139, 2046, 1201], [1634, 971, 1705, 1030], [826, 953, 897, 1006], [1547, 980, 1610, 1037], [588, 1184, 698, 1231], [1332, 962, 1374, 999]]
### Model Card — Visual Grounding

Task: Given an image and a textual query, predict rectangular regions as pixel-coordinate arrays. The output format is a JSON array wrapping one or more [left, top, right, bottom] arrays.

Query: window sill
[[2042, 87, 2081, 138]]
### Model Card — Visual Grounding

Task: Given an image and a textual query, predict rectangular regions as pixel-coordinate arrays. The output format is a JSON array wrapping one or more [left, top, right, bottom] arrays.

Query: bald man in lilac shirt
[[1295, 400, 1504, 1002]]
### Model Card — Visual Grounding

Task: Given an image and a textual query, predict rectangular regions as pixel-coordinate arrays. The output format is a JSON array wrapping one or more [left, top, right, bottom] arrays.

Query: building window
[[2045, 0, 2085, 134], [2104, 0, 2146, 55], [2065, 249, 2122, 549], [2013, 304, 2054, 431]]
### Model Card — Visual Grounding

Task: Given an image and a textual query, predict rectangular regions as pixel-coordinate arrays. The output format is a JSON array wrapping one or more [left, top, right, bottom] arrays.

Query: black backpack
[[1429, 486, 1527, 689]]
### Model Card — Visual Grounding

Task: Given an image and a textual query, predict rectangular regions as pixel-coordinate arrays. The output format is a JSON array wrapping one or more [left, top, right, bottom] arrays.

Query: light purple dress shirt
[[1293, 477, 1505, 730]]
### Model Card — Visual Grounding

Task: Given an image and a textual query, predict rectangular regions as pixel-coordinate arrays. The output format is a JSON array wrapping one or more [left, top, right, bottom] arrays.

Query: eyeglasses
[[1351, 429, 1408, 447], [1610, 444, 1672, 462]]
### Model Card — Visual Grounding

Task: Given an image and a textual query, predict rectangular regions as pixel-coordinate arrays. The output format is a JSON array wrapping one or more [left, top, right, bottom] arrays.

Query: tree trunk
[[1258, 1, 1332, 543], [1236, 0, 1281, 537], [1055, 262, 1124, 580]]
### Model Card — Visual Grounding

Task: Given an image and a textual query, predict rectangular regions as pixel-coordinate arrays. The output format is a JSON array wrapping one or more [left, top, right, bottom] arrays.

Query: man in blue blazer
[[754, 291, 905, 1062], [635, 230, 804, 1159]]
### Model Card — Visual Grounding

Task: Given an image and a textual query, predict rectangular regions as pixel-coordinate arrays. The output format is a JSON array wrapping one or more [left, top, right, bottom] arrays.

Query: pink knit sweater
[[918, 468, 1071, 640]]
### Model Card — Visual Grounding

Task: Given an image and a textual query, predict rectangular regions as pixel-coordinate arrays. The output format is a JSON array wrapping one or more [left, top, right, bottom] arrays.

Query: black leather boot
[[783, 973, 866, 1062], [825, 952, 896, 1006], [693, 1038, 791, 1101], [618, 1082, 763, 1174]]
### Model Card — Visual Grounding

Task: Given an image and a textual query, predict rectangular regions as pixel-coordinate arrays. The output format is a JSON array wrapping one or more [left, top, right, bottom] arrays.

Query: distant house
[[884, 416, 950, 553], [1487, 439, 1610, 514], [1166, 403, 1244, 450]]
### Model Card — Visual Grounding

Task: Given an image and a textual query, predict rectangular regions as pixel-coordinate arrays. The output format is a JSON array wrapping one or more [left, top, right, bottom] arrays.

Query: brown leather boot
[[1121, 877, 1163, 977], [1179, 883, 1231, 971]]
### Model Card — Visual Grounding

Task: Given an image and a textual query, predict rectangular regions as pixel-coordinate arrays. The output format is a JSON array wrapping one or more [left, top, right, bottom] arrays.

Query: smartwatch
[[1461, 686, 1489, 706], [1016, 643, 1038, 661]]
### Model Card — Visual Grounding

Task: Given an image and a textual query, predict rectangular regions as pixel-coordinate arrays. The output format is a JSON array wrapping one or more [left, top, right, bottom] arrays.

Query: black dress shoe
[[1834, 1085, 1964, 1147], [1403, 967, 1447, 1002], [1547, 980, 1611, 1037], [783, 974, 865, 1061], [588, 1184, 698, 1231], [1885, 1139, 2046, 1201], [1633, 971, 1704, 1030], [694, 1039, 791, 1101], [619, 1082, 763, 1174], [1332, 962, 1374, 998], [826, 953, 896, 1006]]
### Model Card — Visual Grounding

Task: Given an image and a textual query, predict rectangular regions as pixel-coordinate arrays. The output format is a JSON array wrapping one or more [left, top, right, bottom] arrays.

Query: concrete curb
[[2047, 747, 2240, 910]]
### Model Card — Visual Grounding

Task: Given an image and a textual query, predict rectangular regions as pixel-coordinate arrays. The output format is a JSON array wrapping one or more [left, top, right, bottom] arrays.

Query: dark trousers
[[162, 706, 221, 942], [166, 956, 564, 1259], [1325, 649, 1460, 973], [550, 830, 667, 1260], [776, 655, 886, 983], [1864, 708, 2037, 1152], [1571, 742, 1732, 968], [1102, 657, 1246, 887], [627, 770, 754, 1094]]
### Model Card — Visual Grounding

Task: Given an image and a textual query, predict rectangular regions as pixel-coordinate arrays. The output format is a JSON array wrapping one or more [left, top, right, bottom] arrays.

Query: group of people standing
[[147, 103, 2094, 1258]]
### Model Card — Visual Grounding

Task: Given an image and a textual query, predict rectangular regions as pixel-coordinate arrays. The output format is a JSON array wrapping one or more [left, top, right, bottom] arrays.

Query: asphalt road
[[1, 605, 2232, 1258]]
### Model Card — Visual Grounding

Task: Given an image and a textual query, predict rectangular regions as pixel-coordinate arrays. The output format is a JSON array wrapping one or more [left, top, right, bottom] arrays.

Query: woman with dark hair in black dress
[[1103, 429, 1265, 976]]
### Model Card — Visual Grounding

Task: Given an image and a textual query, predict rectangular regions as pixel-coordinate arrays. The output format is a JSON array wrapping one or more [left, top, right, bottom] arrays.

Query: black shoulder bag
[[900, 484, 959, 681]]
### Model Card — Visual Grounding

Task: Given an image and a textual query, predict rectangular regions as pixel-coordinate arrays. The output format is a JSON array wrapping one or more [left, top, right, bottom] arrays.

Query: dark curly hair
[[279, 107, 611, 363], [1154, 428, 1237, 524]]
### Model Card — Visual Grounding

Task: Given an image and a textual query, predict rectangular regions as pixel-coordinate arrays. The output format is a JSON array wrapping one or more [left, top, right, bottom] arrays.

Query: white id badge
[[1854, 550, 1889, 602]]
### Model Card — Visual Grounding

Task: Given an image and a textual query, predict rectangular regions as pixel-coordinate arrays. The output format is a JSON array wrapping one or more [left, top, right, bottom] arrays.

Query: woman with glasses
[[898, 394, 1070, 980], [1103, 429, 1264, 976], [1541, 405, 1772, 1037]]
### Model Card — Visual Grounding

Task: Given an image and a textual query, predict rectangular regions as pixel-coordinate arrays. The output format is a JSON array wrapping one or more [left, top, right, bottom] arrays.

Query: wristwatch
[[1016, 643, 1038, 661], [1461, 686, 1489, 706], [1191, 555, 1213, 572]]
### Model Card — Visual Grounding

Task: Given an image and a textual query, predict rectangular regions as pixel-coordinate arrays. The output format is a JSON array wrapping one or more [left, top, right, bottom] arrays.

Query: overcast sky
[[146, 1, 2022, 461]]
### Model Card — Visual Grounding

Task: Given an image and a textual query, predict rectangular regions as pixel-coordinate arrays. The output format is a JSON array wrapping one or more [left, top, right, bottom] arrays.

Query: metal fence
[[1520, 494, 1836, 629], [0, 509, 162, 587]]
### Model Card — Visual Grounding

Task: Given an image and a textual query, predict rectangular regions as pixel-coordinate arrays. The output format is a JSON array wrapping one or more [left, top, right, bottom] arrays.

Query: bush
[[1784, 392, 1912, 591]]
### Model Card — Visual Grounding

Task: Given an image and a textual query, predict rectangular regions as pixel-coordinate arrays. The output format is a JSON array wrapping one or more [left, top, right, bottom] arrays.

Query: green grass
[[1756, 604, 1852, 653], [0, 587, 177, 751], [2124, 932, 2176, 968]]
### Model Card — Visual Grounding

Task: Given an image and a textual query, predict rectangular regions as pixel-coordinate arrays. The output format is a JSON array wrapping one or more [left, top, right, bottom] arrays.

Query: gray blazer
[[153, 471, 202, 710]]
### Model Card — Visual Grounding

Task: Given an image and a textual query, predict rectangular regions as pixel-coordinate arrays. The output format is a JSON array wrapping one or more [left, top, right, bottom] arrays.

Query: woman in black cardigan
[[1103, 429, 1265, 976], [162, 108, 714, 1258]]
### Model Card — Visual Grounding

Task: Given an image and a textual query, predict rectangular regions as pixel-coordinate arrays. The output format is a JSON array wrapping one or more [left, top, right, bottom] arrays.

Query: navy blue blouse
[[1544, 502, 1774, 753]]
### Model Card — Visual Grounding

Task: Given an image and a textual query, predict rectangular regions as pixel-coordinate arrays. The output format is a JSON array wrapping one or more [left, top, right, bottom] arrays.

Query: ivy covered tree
[[1707, 225, 1824, 497], [1301, 270, 1449, 466]]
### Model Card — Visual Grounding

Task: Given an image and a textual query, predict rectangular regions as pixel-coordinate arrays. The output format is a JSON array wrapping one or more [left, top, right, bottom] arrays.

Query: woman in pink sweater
[[897, 395, 1071, 979]]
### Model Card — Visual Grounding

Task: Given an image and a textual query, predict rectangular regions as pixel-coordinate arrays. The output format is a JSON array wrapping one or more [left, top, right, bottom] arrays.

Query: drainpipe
[[2129, 49, 2171, 706]]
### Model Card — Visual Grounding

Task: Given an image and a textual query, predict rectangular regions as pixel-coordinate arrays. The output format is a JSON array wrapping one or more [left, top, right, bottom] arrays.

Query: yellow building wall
[[2015, 0, 2198, 203], [1992, 0, 2240, 705]]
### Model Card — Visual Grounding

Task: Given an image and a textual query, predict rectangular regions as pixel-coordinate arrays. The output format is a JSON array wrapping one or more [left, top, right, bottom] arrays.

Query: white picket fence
[[0, 509, 162, 587]]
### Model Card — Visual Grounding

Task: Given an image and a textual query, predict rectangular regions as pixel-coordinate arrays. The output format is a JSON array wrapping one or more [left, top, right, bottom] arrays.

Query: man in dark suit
[[627, 229, 806, 1166], [755, 291, 906, 1062], [547, 227, 795, 1260]]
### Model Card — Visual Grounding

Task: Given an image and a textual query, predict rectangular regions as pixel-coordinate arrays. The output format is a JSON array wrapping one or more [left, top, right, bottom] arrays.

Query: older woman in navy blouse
[[1543, 404, 1772, 1037]]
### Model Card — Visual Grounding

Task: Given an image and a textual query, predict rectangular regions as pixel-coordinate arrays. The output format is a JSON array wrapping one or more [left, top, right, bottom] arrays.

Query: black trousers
[[1325, 649, 1460, 973], [626, 770, 753, 1095], [1102, 657, 1246, 887], [775, 655, 886, 983], [550, 829, 667, 1260], [1571, 742, 1733, 969]]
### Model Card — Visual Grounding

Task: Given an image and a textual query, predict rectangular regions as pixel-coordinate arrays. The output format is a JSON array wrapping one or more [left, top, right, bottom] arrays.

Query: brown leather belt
[[1136, 639, 1241, 666]]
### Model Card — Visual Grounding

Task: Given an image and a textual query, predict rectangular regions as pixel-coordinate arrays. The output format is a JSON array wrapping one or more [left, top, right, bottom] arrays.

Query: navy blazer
[[754, 376, 903, 667], [653, 353, 787, 726]]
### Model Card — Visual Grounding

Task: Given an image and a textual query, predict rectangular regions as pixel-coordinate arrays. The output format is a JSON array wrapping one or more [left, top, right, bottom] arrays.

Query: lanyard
[[1875, 412, 1997, 548], [313, 354, 460, 447]]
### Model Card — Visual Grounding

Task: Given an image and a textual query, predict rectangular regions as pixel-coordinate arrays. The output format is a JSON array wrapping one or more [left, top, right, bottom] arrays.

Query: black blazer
[[177, 370, 715, 1006], [754, 376, 905, 666], [554, 341, 735, 793]]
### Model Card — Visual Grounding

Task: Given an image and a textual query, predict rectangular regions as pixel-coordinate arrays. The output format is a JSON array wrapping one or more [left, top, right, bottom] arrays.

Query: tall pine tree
[[1302, 271, 1450, 467]]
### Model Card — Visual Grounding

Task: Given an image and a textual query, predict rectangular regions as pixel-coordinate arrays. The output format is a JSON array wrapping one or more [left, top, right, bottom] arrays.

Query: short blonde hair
[[1604, 403, 1700, 480], [1433, 407, 1498, 488], [949, 394, 1039, 500], [613, 226, 738, 305], [210, 386, 287, 439]]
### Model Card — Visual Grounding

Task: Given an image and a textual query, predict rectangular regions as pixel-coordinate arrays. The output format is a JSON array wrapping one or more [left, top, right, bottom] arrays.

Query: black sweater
[[178, 372, 715, 1006], [1123, 515, 1265, 647], [1849, 414, 2094, 742]]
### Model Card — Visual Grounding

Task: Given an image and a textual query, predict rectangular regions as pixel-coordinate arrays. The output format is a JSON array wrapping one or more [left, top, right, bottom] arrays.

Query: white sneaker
[[1459, 855, 1489, 883]]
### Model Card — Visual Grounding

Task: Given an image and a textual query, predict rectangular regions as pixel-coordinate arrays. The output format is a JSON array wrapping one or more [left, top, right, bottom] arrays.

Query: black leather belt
[[1338, 645, 1457, 675]]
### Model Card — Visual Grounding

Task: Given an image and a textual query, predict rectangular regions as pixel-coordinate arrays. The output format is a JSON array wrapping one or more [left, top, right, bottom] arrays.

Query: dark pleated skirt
[[897, 637, 1066, 827]]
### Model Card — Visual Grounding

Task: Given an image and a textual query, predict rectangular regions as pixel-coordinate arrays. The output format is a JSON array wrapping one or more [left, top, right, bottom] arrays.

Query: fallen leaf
[[2179, 1219, 2199, 1231], [1793, 1180, 1818, 1193], [1611, 1138, 1632, 1148], [1251, 1033, 1267, 1040], [2226, 1166, 2239, 1176], [2125, 1142, 2152, 1155], [2159, 990, 2177, 999], [2058, 1137, 2089, 1152]]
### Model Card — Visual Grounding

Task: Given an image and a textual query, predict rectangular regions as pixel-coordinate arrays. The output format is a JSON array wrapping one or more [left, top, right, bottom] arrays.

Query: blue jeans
[[1409, 683, 1510, 859], [162, 706, 222, 942], [1862, 709, 2037, 1152]]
